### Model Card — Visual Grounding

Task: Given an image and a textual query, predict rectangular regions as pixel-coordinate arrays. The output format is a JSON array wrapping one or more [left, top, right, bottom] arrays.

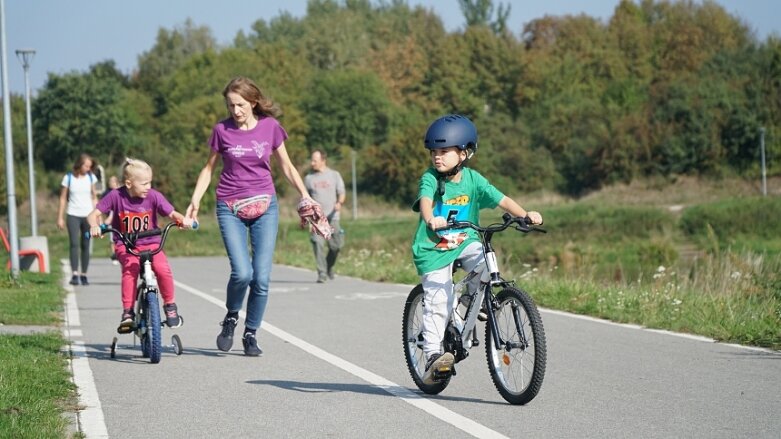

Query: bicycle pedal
[[116, 324, 135, 334], [432, 367, 453, 381]]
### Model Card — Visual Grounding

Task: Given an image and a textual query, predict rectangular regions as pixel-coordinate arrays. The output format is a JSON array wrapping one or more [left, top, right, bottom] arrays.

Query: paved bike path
[[66, 257, 781, 438]]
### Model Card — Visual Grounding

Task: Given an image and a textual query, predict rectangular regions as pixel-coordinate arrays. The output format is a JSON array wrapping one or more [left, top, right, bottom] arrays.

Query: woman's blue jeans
[[215, 196, 279, 330]]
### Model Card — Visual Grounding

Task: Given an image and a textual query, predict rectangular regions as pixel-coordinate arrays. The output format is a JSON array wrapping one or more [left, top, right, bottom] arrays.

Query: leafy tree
[[135, 19, 217, 114], [33, 62, 144, 175], [302, 69, 391, 155], [458, 0, 511, 34]]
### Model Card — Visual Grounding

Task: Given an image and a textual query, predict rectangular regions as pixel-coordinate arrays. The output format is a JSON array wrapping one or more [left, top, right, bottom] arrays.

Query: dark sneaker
[[216, 315, 238, 352], [69, 275, 80, 285], [242, 332, 263, 357], [118, 308, 135, 334], [80, 275, 89, 286], [164, 303, 182, 328], [327, 269, 335, 280], [422, 352, 455, 385]]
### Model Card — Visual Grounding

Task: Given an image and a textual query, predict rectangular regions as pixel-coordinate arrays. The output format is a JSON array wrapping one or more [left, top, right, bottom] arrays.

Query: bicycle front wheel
[[145, 291, 162, 364], [485, 287, 546, 405], [402, 285, 450, 394]]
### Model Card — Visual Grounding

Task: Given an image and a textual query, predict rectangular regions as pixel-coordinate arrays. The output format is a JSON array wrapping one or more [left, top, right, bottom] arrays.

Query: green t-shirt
[[411, 167, 504, 275]]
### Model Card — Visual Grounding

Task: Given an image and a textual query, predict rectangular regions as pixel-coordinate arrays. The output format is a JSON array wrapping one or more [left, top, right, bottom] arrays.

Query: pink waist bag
[[225, 195, 271, 220]]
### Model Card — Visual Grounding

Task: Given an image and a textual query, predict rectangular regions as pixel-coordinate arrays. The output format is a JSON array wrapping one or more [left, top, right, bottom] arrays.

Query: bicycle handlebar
[[84, 221, 198, 258], [435, 213, 546, 234]]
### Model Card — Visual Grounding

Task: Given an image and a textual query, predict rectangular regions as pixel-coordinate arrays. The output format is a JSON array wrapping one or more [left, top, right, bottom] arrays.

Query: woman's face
[[225, 92, 255, 126], [79, 159, 93, 175]]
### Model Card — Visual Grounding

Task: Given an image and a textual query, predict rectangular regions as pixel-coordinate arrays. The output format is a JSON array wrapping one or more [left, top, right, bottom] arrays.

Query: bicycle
[[402, 213, 547, 405], [87, 221, 196, 364]]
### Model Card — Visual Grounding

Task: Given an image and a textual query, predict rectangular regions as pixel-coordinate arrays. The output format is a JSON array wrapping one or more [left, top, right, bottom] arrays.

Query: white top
[[61, 173, 96, 217]]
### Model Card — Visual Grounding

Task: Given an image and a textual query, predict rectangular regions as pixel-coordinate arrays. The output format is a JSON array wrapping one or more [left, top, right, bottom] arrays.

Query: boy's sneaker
[[422, 352, 455, 385], [69, 275, 80, 286], [216, 315, 238, 352], [164, 303, 182, 328], [242, 332, 263, 357], [117, 308, 135, 334]]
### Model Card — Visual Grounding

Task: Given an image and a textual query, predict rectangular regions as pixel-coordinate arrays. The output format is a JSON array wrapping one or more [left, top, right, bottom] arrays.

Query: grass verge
[[0, 272, 77, 439]]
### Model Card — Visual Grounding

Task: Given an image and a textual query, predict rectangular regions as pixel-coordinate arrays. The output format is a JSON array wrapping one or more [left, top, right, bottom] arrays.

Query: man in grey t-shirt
[[304, 149, 346, 283]]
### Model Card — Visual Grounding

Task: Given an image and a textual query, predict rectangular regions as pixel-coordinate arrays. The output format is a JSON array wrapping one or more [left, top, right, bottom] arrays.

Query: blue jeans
[[216, 196, 279, 330]]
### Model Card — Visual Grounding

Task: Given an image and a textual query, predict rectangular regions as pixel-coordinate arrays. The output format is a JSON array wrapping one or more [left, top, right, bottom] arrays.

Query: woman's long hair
[[72, 153, 94, 175], [222, 76, 281, 118]]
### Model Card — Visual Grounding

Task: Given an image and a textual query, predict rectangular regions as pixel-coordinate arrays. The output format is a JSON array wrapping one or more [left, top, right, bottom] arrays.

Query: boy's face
[[126, 169, 153, 199], [430, 147, 466, 173]]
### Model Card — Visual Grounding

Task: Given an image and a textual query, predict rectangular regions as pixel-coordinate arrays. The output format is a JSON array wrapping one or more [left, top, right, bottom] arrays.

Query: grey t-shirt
[[304, 168, 345, 221]]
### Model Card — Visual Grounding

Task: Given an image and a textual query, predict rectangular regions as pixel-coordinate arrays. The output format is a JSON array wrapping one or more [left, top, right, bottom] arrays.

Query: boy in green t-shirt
[[411, 114, 543, 385]]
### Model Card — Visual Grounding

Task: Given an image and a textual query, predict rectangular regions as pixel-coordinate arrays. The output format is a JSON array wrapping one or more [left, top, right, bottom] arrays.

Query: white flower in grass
[[657, 265, 666, 273], [730, 271, 741, 280]]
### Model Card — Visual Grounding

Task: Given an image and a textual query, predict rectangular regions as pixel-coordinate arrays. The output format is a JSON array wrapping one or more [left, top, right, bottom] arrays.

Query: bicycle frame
[[90, 221, 192, 362], [445, 214, 543, 358]]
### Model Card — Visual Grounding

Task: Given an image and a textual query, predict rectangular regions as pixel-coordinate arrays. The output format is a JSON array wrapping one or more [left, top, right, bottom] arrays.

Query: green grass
[[0, 271, 78, 438], [0, 332, 76, 439], [0, 273, 66, 325]]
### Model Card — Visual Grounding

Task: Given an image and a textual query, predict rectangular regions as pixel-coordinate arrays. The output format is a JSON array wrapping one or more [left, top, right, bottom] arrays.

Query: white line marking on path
[[62, 261, 109, 438], [175, 280, 509, 439]]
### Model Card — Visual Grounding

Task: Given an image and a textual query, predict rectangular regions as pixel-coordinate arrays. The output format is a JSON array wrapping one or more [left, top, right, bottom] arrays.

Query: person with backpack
[[57, 153, 98, 286]]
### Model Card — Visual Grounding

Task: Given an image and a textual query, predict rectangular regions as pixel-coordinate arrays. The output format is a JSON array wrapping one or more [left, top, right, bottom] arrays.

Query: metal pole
[[0, 0, 20, 277], [759, 127, 767, 197], [351, 149, 357, 220], [16, 48, 36, 235]]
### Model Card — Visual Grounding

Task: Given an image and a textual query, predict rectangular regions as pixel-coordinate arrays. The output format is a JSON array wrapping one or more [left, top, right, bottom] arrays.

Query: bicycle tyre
[[146, 291, 162, 364], [485, 286, 546, 405], [402, 284, 450, 394]]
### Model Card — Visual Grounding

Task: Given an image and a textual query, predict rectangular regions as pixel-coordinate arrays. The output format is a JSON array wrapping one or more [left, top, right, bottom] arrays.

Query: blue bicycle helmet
[[424, 114, 478, 152]]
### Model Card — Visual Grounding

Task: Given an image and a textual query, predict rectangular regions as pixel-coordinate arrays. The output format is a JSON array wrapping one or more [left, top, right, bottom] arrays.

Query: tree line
[[1, 0, 779, 213]]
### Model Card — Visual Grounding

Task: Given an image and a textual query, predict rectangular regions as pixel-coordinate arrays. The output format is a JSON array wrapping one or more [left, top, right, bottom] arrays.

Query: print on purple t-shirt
[[209, 116, 288, 201], [96, 187, 175, 246]]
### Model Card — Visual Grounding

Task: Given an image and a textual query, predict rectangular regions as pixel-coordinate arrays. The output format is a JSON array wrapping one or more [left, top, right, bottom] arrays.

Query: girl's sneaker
[[164, 303, 182, 328], [118, 308, 135, 334]]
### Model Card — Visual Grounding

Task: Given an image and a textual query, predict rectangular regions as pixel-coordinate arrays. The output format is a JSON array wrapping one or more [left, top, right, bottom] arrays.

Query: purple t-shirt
[[96, 187, 175, 246], [209, 116, 288, 201]]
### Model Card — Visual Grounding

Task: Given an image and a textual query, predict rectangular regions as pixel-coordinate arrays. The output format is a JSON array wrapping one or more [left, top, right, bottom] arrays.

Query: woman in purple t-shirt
[[186, 76, 313, 357]]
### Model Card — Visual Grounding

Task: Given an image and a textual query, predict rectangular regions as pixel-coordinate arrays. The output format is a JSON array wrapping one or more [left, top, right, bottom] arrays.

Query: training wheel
[[171, 334, 183, 355], [110, 337, 118, 359]]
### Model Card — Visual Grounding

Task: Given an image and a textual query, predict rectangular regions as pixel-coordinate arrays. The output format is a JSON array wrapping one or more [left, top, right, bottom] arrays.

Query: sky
[[3, 0, 779, 95]]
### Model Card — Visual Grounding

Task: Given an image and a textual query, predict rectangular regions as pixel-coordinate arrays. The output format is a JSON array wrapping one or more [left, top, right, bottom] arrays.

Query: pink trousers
[[115, 243, 175, 310]]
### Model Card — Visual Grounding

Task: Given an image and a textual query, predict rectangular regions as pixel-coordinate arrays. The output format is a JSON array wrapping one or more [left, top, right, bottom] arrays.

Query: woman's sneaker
[[164, 303, 182, 328], [69, 275, 80, 285], [422, 352, 455, 385], [117, 308, 135, 334], [242, 332, 263, 357], [216, 314, 238, 352]]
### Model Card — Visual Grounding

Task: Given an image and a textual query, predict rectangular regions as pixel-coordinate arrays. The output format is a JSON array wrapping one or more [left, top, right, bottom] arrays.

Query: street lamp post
[[15, 48, 36, 235], [759, 127, 767, 197]]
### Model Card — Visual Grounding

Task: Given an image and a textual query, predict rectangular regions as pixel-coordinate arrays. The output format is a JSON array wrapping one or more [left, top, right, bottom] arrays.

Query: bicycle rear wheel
[[402, 285, 450, 394], [485, 287, 546, 405], [145, 291, 162, 364]]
